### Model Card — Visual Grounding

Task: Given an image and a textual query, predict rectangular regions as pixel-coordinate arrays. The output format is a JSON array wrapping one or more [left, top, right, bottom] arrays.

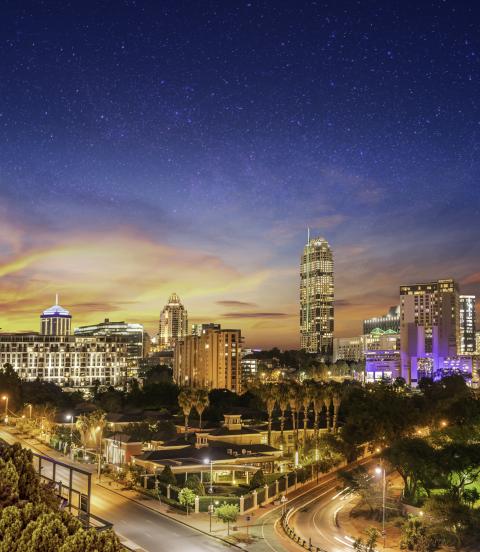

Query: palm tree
[[302, 382, 314, 447], [178, 387, 195, 440], [277, 382, 290, 447], [288, 382, 300, 451], [264, 383, 277, 446], [323, 384, 333, 433], [331, 382, 344, 433], [75, 415, 89, 449], [312, 382, 325, 445], [193, 388, 209, 430]]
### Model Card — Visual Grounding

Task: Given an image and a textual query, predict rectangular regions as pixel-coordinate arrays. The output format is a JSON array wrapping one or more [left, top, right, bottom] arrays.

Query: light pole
[[204, 458, 214, 531], [66, 414, 74, 458], [2, 395, 8, 420], [96, 425, 103, 482], [375, 465, 386, 548]]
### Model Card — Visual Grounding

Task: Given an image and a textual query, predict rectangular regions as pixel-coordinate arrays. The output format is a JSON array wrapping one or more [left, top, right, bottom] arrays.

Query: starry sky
[[1, 1, 479, 348]]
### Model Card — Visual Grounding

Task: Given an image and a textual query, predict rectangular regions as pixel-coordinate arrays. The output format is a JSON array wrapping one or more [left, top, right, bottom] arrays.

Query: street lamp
[[204, 458, 214, 531], [96, 425, 103, 482], [66, 414, 74, 458], [2, 395, 8, 420], [375, 465, 386, 548]]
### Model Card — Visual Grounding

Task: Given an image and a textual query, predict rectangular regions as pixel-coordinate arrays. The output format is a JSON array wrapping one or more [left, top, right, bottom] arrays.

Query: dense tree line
[[0, 442, 122, 551]]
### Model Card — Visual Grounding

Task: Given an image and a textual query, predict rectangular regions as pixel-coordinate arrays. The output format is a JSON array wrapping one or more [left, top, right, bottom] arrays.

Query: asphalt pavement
[[0, 427, 232, 552]]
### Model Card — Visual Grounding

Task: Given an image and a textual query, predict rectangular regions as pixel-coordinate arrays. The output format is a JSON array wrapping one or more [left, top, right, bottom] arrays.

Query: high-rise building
[[74, 319, 147, 378], [174, 326, 242, 393], [363, 306, 400, 335], [459, 295, 476, 353], [159, 293, 188, 350], [400, 278, 460, 383], [300, 233, 334, 358], [40, 295, 72, 336]]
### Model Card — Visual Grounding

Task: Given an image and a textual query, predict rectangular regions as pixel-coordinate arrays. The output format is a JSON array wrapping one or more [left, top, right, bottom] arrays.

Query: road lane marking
[[334, 536, 354, 548]]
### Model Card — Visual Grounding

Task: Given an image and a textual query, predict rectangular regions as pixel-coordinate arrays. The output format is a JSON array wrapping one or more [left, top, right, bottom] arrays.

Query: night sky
[[1, 1, 479, 347]]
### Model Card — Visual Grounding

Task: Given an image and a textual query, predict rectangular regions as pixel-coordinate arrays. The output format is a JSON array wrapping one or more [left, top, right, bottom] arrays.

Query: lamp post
[[96, 425, 103, 482], [2, 395, 8, 420], [26, 403, 32, 419], [66, 415, 74, 458], [204, 458, 214, 531], [375, 465, 386, 548]]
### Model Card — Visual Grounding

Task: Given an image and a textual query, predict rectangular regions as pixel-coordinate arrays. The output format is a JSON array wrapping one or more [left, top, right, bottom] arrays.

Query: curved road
[[0, 427, 231, 552], [249, 460, 371, 552]]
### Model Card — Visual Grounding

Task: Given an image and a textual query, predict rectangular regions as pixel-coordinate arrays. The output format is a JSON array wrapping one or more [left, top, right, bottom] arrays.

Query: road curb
[[98, 483, 245, 550]]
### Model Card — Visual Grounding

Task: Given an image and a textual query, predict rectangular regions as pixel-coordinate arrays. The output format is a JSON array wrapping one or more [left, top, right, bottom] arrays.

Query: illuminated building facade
[[174, 326, 242, 392], [400, 279, 460, 383], [363, 306, 400, 335], [459, 295, 476, 353], [74, 318, 147, 378], [40, 295, 72, 336], [0, 301, 130, 389], [300, 234, 334, 358], [365, 350, 401, 382], [159, 293, 188, 350], [333, 328, 399, 362]]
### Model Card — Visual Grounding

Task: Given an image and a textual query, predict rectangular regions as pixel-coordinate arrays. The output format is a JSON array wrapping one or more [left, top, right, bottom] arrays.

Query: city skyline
[[1, 2, 480, 348]]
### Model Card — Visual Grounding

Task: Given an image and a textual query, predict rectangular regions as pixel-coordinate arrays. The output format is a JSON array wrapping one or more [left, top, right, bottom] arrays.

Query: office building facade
[[159, 293, 188, 350], [300, 234, 334, 358], [74, 319, 147, 378], [459, 295, 476, 353], [174, 327, 242, 393]]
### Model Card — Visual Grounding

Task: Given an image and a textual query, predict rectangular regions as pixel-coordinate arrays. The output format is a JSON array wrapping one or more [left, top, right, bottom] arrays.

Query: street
[[0, 427, 232, 552]]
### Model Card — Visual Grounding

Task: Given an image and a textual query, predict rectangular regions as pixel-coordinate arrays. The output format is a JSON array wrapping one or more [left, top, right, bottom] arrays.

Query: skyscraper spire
[[55, 293, 59, 306]]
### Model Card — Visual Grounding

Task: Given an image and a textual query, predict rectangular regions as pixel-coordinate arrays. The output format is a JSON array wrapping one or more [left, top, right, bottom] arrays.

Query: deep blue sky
[[1, 1, 479, 346]]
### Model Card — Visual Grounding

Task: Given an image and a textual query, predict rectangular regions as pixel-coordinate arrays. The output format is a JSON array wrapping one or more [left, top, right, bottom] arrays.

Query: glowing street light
[[66, 414, 74, 457]]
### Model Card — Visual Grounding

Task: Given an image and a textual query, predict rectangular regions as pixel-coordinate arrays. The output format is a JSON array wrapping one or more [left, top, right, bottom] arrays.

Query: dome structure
[[40, 295, 72, 336]]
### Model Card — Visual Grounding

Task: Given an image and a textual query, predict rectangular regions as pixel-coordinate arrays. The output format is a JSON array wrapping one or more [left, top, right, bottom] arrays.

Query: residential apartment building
[[173, 326, 242, 392]]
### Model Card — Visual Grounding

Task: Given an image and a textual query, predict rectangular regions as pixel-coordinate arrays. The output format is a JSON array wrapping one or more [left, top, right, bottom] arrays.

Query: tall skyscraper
[[40, 294, 72, 336], [159, 292, 188, 350], [459, 295, 476, 353], [400, 278, 460, 383], [300, 233, 334, 358]]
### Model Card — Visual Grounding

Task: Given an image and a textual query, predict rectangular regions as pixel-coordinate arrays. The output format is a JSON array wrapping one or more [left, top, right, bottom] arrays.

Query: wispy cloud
[[221, 312, 293, 319], [216, 300, 257, 307]]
